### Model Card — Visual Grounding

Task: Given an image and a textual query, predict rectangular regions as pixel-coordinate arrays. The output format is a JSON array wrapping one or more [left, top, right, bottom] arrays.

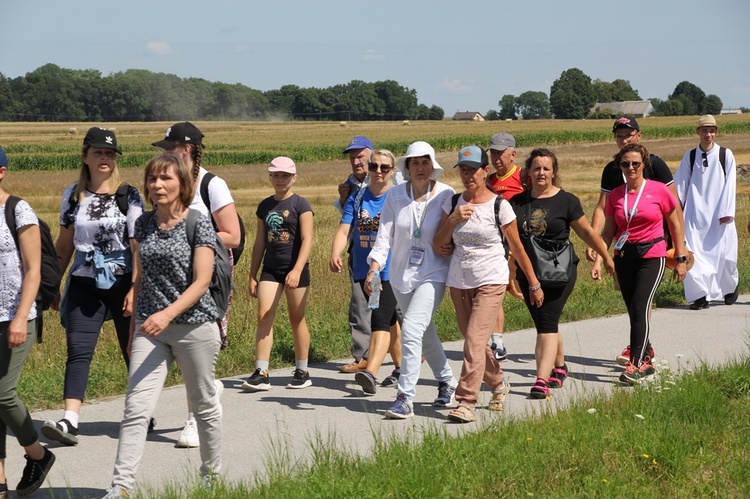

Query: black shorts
[[358, 280, 398, 331], [260, 264, 311, 287]]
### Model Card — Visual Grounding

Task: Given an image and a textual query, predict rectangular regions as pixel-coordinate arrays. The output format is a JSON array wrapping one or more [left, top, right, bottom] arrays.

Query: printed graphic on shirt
[[266, 210, 291, 243], [525, 207, 549, 235]]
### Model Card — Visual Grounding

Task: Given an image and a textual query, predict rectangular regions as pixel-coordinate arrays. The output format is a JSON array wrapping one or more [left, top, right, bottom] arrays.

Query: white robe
[[674, 143, 738, 302]]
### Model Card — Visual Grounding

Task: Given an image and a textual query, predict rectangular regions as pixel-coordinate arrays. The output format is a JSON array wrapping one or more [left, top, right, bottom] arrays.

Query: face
[[367, 154, 395, 184], [406, 156, 434, 183], [619, 151, 644, 181], [698, 126, 717, 148], [163, 143, 191, 164], [147, 164, 182, 207], [528, 156, 555, 188], [490, 148, 516, 173], [458, 165, 487, 190], [84, 147, 117, 175], [269, 171, 296, 192], [348, 148, 371, 180], [614, 128, 642, 149]]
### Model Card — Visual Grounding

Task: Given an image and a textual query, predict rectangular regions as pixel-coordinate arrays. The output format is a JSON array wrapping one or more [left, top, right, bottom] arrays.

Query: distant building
[[452, 111, 485, 122], [721, 109, 743, 115], [589, 100, 654, 118]]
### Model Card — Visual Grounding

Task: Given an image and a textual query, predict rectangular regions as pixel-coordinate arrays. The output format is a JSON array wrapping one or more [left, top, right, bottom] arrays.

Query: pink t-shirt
[[605, 180, 676, 258]]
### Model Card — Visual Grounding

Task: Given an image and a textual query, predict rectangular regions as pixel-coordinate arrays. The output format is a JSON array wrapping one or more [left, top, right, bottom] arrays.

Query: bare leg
[[285, 286, 310, 362], [535, 333, 560, 381], [388, 321, 402, 368], [256, 281, 285, 361]]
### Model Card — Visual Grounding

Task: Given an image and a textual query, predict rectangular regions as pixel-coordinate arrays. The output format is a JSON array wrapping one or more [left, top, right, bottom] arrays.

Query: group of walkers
[[0, 113, 739, 496]]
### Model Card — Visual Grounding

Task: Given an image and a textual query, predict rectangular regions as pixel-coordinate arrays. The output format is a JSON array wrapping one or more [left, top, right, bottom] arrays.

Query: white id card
[[614, 231, 630, 251], [409, 247, 425, 266]]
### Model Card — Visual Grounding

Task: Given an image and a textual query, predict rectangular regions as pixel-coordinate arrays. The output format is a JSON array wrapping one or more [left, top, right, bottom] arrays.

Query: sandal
[[488, 380, 511, 411], [548, 364, 568, 389], [447, 403, 477, 423]]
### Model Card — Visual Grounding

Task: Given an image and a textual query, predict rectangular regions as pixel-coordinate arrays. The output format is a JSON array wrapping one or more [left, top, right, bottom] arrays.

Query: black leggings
[[63, 275, 132, 400], [615, 257, 665, 364]]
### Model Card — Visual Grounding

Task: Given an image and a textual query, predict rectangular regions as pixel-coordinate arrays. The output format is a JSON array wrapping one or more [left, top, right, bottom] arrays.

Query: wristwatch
[[675, 256, 688, 263]]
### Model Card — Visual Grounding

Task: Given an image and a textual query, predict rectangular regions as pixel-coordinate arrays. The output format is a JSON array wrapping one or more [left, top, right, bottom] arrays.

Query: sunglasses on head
[[368, 162, 393, 173]]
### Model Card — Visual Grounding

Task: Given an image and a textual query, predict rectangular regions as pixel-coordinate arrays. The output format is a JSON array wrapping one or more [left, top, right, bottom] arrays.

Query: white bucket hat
[[397, 141, 443, 181]]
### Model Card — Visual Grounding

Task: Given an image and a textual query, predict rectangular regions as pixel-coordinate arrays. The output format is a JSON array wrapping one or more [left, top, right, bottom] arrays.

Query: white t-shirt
[[442, 194, 516, 289], [190, 167, 235, 218], [0, 200, 38, 322]]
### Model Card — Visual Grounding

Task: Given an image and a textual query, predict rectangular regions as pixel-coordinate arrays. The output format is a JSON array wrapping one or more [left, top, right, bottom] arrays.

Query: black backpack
[[5, 196, 63, 342], [682, 146, 728, 211], [200, 173, 245, 264]]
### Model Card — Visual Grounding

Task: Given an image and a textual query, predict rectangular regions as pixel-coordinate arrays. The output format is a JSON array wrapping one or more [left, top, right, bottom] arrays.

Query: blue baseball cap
[[343, 136, 374, 154], [454, 145, 488, 169], [0, 147, 7, 167]]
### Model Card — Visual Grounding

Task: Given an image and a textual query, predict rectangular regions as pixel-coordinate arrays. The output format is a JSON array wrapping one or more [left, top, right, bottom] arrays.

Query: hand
[[337, 183, 350, 206], [585, 247, 598, 263], [285, 269, 301, 289], [363, 274, 374, 296], [529, 287, 544, 307], [603, 257, 615, 277], [452, 204, 475, 223], [591, 261, 602, 280], [248, 276, 258, 298], [139, 311, 171, 338], [122, 288, 134, 317], [329, 256, 343, 273], [673, 261, 687, 283], [8, 317, 27, 348], [719, 216, 731, 225], [437, 243, 454, 257]]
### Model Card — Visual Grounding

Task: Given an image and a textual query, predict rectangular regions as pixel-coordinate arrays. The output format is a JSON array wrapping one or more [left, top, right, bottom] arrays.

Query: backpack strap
[[719, 146, 727, 176], [200, 173, 215, 214], [689, 148, 697, 175], [185, 209, 200, 248], [494, 195, 502, 236], [4, 195, 21, 251], [449, 193, 461, 214], [115, 183, 130, 215]]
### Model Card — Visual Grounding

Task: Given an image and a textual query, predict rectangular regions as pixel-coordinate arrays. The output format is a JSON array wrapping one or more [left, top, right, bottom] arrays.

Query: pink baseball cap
[[269, 156, 296, 174]]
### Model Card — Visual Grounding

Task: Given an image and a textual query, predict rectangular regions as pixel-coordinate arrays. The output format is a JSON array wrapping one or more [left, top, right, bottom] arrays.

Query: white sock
[[63, 410, 79, 430], [186, 412, 196, 423], [488, 333, 504, 348], [296, 359, 309, 371], [256, 360, 269, 372]]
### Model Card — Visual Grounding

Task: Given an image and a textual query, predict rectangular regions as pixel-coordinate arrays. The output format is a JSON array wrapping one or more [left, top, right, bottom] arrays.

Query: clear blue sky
[[2, 0, 748, 114]]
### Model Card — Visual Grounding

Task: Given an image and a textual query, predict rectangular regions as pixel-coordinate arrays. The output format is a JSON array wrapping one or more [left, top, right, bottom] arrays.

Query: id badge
[[614, 231, 630, 251], [409, 247, 425, 266]]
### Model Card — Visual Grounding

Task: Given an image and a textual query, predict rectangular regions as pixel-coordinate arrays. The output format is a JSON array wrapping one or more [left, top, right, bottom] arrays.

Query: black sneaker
[[490, 343, 508, 362], [725, 285, 739, 305], [689, 296, 709, 310], [41, 418, 78, 446], [287, 369, 312, 389], [380, 368, 400, 387], [16, 447, 55, 497], [355, 371, 378, 395], [147, 417, 156, 434], [241, 368, 271, 391]]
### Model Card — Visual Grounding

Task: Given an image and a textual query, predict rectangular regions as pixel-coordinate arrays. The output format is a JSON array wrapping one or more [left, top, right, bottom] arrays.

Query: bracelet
[[129, 282, 136, 289], [674, 256, 688, 263], [529, 283, 542, 291]]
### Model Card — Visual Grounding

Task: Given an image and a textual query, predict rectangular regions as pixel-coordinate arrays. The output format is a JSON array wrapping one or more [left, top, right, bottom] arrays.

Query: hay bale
[[402, 120, 410, 126], [339, 121, 347, 127], [68, 127, 78, 135]]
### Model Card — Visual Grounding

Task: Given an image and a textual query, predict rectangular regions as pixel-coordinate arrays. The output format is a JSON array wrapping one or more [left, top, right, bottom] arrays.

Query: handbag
[[524, 193, 575, 288]]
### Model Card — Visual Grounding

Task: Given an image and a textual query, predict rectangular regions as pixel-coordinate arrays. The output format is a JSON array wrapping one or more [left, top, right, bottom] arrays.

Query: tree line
[[0, 64, 444, 122], [485, 67, 739, 120]]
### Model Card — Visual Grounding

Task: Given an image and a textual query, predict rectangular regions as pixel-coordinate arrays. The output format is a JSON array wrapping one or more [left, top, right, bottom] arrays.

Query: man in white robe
[[674, 114, 739, 310]]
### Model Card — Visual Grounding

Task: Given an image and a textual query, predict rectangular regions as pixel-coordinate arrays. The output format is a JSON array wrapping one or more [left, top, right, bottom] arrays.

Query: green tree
[[428, 105, 444, 120], [654, 98, 684, 116], [702, 94, 723, 115], [516, 91, 551, 120], [549, 68, 594, 119], [498, 94, 517, 120], [591, 79, 640, 103], [485, 109, 500, 121], [669, 81, 705, 115], [373, 80, 418, 120]]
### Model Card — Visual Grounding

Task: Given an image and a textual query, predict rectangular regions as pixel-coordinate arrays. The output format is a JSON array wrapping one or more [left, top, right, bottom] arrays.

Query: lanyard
[[623, 179, 647, 228], [410, 181, 432, 239]]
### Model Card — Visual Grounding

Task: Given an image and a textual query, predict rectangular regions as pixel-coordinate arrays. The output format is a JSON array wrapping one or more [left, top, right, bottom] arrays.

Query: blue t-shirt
[[341, 188, 392, 281]]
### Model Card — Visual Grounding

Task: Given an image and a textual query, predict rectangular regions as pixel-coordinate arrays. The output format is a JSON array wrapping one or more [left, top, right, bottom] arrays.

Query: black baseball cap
[[83, 127, 122, 154], [152, 122, 205, 149], [612, 116, 640, 133]]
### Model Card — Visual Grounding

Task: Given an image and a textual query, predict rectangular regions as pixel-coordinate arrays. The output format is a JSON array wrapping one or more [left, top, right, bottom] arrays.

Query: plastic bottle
[[368, 271, 381, 310]]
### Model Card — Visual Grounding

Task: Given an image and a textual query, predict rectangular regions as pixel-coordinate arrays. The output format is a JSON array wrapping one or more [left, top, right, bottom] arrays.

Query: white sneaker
[[101, 484, 129, 498], [176, 420, 199, 448], [214, 379, 224, 400]]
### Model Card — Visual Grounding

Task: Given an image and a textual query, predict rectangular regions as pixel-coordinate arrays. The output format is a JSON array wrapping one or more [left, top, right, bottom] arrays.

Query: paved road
[[9, 296, 750, 498]]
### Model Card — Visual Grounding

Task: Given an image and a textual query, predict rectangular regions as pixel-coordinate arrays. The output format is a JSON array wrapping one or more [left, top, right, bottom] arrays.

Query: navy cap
[[343, 136, 374, 154]]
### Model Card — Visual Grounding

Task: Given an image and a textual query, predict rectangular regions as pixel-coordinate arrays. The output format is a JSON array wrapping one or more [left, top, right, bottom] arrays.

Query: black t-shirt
[[600, 154, 673, 193], [256, 194, 314, 271]]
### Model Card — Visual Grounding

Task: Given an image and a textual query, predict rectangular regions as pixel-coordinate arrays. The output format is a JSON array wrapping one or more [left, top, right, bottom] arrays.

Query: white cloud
[[363, 50, 385, 61], [146, 41, 173, 56], [435, 78, 474, 94]]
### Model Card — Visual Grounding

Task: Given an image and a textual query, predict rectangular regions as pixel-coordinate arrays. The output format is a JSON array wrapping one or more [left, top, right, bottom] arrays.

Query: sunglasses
[[620, 161, 642, 169], [702, 152, 708, 167], [368, 162, 393, 173]]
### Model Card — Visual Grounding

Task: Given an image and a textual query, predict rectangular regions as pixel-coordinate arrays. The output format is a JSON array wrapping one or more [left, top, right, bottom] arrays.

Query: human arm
[[501, 221, 543, 307], [433, 199, 474, 252], [121, 237, 139, 317], [665, 207, 688, 282], [586, 191, 608, 262], [127, 240, 141, 355], [9, 224, 41, 348], [211, 203, 241, 248], [570, 215, 614, 279], [330, 223, 351, 273], [247, 217, 266, 298], [51, 224, 75, 311], [285, 211, 313, 289], [592, 215, 618, 280], [719, 149, 737, 224]]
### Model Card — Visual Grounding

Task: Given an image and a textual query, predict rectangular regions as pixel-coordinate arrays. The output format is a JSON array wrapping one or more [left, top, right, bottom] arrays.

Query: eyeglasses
[[368, 162, 393, 173], [615, 131, 638, 141], [620, 161, 642, 169], [702, 152, 708, 167]]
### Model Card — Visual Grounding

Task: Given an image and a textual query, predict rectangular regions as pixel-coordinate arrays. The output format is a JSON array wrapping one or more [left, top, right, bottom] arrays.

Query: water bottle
[[368, 271, 381, 310]]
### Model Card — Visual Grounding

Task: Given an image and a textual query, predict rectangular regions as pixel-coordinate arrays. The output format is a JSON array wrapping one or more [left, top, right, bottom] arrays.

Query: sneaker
[[490, 343, 508, 362], [41, 418, 79, 446], [725, 285, 739, 305], [101, 484, 129, 499], [286, 369, 312, 389], [616, 345, 656, 366], [214, 379, 224, 399], [690, 296, 709, 310], [355, 371, 378, 395], [547, 364, 568, 389], [241, 368, 271, 391], [16, 447, 55, 497], [385, 393, 413, 419], [620, 357, 656, 385], [529, 378, 550, 399], [433, 380, 457, 407], [176, 420, 199, 448], [380, 368, 400, 387], [339, 358, 368, 373], [147, 417, 156, 434]]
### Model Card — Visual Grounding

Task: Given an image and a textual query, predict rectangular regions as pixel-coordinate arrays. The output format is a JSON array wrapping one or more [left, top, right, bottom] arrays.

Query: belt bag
[[526, 235, 574, 288], [619, 237, 663, 260]]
